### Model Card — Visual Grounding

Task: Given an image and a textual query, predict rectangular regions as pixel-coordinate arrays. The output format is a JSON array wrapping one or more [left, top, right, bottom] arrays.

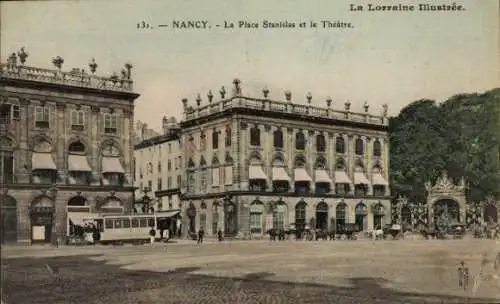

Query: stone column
[[380, 138, 390, 196], [238, 122, 249, 190], [55, 103, 66, 184], [345, 134, 354, 195], [123, 108, 134, 185], [288, 128, 296, 192], [90, 106, 101, 185], [17, 99, 31, 183]]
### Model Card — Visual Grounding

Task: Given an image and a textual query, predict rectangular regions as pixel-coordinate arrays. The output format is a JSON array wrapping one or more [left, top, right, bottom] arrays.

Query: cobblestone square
[[2, 239, 499, 303]]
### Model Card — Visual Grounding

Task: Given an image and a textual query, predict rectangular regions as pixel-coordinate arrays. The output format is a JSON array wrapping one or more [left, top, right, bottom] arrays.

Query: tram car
[[68, 210, 180, 245]]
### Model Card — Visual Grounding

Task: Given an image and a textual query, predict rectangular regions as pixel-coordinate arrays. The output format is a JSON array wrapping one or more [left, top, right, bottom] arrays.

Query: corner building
[[180, 79, 391, 238], [0, 56, 139, 244]]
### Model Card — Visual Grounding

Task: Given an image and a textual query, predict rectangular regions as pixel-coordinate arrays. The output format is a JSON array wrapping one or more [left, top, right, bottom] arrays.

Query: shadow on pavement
[[1, 255, 498, 304]]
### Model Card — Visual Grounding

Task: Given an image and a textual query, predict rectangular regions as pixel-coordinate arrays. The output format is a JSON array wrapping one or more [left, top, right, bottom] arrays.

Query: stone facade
[[0, 59, 139, 244], [178, 80, 392, 238]]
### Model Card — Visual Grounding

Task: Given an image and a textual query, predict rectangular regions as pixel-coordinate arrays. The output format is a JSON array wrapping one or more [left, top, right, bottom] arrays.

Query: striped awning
[[354, 172, 371, 185], [372, 173, 389, 186], [272, 167, 290, 181]]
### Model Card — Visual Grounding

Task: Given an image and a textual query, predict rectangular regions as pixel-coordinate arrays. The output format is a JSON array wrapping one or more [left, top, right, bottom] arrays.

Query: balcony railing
[[0, 63, 133, 92], [184, 96, 388, 126]]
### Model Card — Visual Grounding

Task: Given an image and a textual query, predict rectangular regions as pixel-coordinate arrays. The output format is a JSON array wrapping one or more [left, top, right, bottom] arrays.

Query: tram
[[68, 210, 181, 245]]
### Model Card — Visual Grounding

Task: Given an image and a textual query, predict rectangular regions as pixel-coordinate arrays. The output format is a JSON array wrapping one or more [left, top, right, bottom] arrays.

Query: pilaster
[[55, 102, 66, 184]]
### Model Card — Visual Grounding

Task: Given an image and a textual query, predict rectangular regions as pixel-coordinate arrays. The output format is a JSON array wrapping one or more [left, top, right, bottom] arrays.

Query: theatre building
[[179, 79, 391, 238], [0, 51, 139, 244]]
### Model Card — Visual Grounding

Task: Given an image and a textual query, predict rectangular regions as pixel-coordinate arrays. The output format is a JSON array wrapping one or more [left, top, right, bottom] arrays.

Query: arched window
[[316, 133, 326, 152], [200, 156, 207, 192], [212, 201, 220, 234], [101, 141, 124, 186], [31, 138, 57, 185], [225, 127, 231, 147], [273, 128, 283, 149], [212, 128, 219, 150], [335, 158, 346, 170], [0, 136, 14, 184], [373, 139, 382, 157], [68, 140, 91, 185], [335, 136, 345, 154], [211, 156, 220, 186], [294, 155, 306, 168], [250, 126, 260, 146], [315, 156, 326, 169], [355, 138, 364, 155], [295, 131, 305, 150]]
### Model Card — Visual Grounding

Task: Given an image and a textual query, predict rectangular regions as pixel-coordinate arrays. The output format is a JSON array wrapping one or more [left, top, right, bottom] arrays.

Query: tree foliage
[[389, 88, 500, 203]]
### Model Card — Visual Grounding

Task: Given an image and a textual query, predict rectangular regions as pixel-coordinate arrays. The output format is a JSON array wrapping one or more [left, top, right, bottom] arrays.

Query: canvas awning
[[155, 210, 181, 218], [315, 170, 332, 183], [372, 173, 389, 186], [68, 154, 92, 172], [294, 168, 312, 182], [334, 171, 352, 184], [354, 172, 371, 185], [249, 166, 267, 180], [102, 157, 125, 173], [272, 167, 290, 181], [31, 152, 57, 170], [68, 212, 89, 227]]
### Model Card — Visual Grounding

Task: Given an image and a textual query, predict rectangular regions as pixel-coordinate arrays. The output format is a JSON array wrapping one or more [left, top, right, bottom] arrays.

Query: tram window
[[105, 219, 114, 229], [131, 219, 139, 228], [148, 218, 155, 228], [122, 219, 131, 228], [114, 219, 122, 228], [96, 219, 104, 232], [139, 219, 147, 227]]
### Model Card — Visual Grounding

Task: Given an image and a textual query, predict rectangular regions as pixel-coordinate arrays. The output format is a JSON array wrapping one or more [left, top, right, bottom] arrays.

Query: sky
[[1, 0, 499, 132]]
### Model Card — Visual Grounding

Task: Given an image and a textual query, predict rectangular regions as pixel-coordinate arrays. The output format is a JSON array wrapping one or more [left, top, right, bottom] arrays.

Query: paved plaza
[[1, 238, 499, 303]]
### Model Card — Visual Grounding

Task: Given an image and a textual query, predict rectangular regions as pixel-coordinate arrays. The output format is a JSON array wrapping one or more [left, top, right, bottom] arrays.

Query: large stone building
[[0, 50, 139, 244], [179, 79, 391, 238], [134, 116, 182, 215]]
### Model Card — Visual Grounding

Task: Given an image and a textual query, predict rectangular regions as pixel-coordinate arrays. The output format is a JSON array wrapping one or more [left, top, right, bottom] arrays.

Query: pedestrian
[[197, 227, 204, 244], [149, 227, 156, 245], [217, 229, 223, 242]]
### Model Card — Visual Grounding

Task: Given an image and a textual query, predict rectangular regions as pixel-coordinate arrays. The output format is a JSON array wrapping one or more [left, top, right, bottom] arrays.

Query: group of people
[[82, 222, 100, 244]]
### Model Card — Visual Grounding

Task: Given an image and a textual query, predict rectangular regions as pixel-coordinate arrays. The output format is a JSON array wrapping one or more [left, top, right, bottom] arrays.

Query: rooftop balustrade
[[181, 79, 389, 126]]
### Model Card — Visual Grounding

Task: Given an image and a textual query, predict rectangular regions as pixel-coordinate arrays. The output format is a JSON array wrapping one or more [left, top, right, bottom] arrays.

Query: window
[[355, 138, 364, 155], [168, 143, 172, 153], [148, 180, 152, 189], [167, 160, 171, 170], [35, 106, 50, 128], [178, 156, 182, 169], [200, 133, 206, 150], [0, 104, 20, 124], [212, 129, 219, 149], [187, 172, 195, 193], [71, 110, 85, 131], [102, 173, 123, 186], [212, 167, 220, 186], [177, 175, 181, 188], [105, 219, 114, 229], [0, 151, 14, 184], [104, 114, 118, 134], [201, 169, 208, 191], [250, 126, 260, 146], [272, 211, 285, 230], [273, 129, 283, 149], [131, 219, 139, 228], [373, 140, 382, 157], [157, 178, 162, 190], [225, 127, 232, 147], [224, 166, 232, 185], [336, 136, 345, 154], [157, 162, 162, 173], [250, 213, 262, 232], [167, 177, 172, 189], [147, 162, 153, 174], [316, 134, 326, 152], [122, 219, 131, 228], [295, 131, 305, 150]]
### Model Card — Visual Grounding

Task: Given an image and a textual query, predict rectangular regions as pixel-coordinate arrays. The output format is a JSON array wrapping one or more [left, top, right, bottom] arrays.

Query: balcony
[[0, 63, 133, 92]]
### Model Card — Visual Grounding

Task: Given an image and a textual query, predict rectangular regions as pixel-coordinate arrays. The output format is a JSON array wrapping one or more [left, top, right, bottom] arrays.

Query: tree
[[390, 88, 500, 203]]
